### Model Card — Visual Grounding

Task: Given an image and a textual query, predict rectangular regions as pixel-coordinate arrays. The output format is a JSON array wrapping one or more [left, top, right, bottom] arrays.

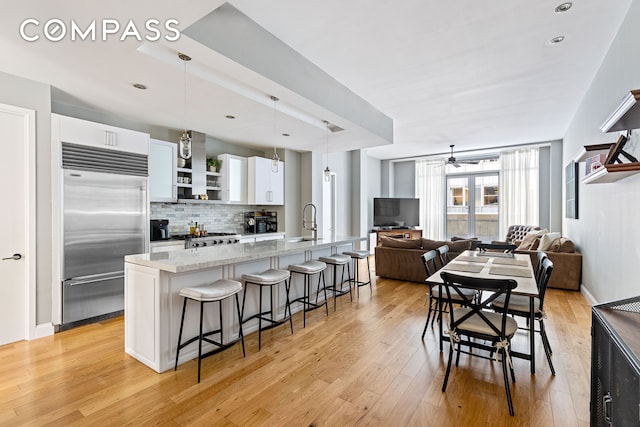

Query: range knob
[[202, 242, 208, 247], [193, 242, 200, 247]]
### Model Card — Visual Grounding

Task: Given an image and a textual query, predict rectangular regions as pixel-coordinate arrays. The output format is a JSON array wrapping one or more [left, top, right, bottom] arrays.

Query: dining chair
[[440, 271, 519, 416], [491, 256, 555, 375], [477, 243, 517, 254], [436, 244, 450, 267], [420, 250, 477, 339]]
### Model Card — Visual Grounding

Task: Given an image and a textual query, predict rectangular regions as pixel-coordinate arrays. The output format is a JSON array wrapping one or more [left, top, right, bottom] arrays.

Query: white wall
[[563, 0, 640, 303], [394, 161, 416, 197], [0, 71, 52, 325]]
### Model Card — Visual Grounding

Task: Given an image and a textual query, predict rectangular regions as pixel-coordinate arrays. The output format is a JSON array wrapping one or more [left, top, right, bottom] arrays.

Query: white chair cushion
[[492, 294, 541, 314], [179, 279, 243, 302], [451, 307, 518, 338], [288, 260, 327, 274], [318, 254, 351, 264], [430, 286, 476, 302], [243, 269, 290, 285], [343, 250, 369, 259]]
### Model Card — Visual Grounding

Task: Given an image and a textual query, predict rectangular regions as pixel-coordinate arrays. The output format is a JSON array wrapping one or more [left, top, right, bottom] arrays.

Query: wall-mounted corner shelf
[[574, 143, 614, 163], [582, 162, 640, 184]]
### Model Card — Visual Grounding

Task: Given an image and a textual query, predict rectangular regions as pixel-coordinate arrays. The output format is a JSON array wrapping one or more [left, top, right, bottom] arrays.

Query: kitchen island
[[124, 235, 366, 372]]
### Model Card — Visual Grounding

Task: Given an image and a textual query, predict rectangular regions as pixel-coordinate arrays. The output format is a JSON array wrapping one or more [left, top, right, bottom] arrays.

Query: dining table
[[424, 249, 540, 375]]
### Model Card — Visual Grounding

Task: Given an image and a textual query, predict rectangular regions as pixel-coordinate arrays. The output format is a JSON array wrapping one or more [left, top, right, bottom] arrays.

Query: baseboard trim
[[580, 285, 597, 306], [34, 322, 55, 339]]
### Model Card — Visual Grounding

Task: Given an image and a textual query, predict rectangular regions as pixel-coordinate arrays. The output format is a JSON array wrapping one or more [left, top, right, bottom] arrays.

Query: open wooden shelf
[[573, 143, 614, 163], [582, 162, 640, 184]]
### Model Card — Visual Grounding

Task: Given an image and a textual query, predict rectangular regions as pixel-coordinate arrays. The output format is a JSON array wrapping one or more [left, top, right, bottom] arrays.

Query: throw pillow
[[447, 239, 473, 252], [557, 237, 576, 253], [517, 229, 547, 250], [548, 237, 561, 252], [421, 238, 448, 251], [380, 236, 422, 249], [547, 237, 576, 252], [539, 232, 561, 251]]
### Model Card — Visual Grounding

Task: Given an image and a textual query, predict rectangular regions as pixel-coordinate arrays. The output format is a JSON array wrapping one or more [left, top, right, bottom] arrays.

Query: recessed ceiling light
[[555, 2, 572, 13], [550, 36, 565, 44], [225, 115, 236, 119], [282, 133, 290, 137], [133, 83, 147, 90]]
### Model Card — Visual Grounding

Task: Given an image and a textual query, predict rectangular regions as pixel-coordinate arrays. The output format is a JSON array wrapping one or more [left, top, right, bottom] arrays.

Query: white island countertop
[[125, 235, 366, 273]]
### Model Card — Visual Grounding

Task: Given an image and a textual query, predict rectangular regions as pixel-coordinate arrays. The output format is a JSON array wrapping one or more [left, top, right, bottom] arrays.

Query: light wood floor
[[0, 272, 592, 426]]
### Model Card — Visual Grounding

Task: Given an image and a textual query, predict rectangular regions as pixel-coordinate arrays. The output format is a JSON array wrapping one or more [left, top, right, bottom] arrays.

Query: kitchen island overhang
[[124, 236, 367, 372]]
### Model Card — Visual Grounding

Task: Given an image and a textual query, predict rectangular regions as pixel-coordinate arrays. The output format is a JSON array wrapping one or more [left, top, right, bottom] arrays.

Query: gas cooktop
[[170, 232, 239, 240]]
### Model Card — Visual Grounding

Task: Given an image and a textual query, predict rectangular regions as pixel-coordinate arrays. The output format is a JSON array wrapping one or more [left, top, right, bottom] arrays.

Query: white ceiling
[[0, 0, 633, 159]]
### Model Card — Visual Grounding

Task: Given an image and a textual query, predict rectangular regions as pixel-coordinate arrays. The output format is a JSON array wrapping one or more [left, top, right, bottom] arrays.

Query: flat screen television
[[373, 197, 420, 228]]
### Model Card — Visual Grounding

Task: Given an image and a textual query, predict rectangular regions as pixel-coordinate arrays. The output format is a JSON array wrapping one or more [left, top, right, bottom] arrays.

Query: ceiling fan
[[447, 144, 480, 168]]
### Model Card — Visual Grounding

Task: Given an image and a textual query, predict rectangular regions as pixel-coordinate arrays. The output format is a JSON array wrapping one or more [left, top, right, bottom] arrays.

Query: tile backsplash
[[151, 203, 245, 235], [151, 203, 279, 235]]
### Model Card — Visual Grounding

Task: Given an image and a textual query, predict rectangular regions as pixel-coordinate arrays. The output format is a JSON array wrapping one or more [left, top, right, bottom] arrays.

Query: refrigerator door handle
[[64, 271, 125, 286]]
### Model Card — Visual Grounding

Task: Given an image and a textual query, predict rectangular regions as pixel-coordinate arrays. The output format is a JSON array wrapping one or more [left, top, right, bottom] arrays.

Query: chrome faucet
[[302, 203, 318, 241]]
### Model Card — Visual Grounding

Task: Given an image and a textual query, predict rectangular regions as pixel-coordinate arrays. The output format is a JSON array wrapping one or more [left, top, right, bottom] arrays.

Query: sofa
[[374, 231, 582, 291], [493, 225, 582, 291], [515, 232, 582, 291], [374, 236, 475, 283]]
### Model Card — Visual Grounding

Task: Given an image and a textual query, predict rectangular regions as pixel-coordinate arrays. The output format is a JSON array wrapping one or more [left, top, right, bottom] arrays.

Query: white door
[[0, 103, 35, 345]]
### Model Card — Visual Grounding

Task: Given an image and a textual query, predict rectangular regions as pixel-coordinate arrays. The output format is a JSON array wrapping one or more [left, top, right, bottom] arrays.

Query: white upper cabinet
[[149, 139, 177, 202], [52, 113, 149, 155], [218, 154, 247, 204], [247, 156, 284, 205]]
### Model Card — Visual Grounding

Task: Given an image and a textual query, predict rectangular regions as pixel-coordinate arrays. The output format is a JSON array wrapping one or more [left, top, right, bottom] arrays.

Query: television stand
[[373, 229, 422, 246]]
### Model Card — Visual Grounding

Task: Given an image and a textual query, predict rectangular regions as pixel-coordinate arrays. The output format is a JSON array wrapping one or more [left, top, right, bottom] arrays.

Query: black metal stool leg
[[258, 285, 263, 351], [320, 271, 329, 316], [218, 300, 223, 345], [197, 301, 204, 383], [285, 278, 294, 334], [235, 293, 245, 357], [175, 297, 188, 371]]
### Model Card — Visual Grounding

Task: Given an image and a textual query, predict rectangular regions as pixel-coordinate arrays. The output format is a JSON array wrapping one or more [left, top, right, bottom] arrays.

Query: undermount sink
[[286, 237, 323, 243]]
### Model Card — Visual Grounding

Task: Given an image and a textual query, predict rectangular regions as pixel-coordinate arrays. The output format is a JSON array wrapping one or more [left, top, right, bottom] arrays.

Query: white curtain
[[499, 148, 539, 238], [415, 158, 446, 240]]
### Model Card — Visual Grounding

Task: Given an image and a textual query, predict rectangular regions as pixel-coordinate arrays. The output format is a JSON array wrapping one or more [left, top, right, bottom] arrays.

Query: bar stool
[[241, 269, 293, 351], [318, 254, 352, 310], [174, 279, 245, 383], [343, 250, 372, 297], [288, 260, 328, 327]]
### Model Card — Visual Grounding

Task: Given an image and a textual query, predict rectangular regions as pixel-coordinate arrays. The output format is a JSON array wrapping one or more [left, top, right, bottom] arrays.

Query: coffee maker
[[150, 219, 170, 241], [244, 211, 277, 234]]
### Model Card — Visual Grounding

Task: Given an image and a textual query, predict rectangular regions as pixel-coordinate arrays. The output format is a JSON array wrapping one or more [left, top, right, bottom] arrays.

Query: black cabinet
[[591, 297, 640, 426]]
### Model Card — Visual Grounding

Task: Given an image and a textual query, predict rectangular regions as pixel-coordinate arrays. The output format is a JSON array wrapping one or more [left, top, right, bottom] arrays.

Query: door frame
[[0, 102, 37, 340]]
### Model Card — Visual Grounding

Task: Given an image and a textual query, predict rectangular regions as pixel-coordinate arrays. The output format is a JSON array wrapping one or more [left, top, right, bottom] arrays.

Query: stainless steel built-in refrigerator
[[61, 143, 147, 327]]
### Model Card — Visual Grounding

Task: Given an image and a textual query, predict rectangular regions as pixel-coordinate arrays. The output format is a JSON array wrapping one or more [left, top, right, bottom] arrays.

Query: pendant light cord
[[183, 58, 187, 133]]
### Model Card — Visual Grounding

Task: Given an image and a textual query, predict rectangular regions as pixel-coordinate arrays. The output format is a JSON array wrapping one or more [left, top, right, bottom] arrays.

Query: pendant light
[[178, 53, 192, 159], [323, 120, 331, 182], [270, 95, 280, 173]]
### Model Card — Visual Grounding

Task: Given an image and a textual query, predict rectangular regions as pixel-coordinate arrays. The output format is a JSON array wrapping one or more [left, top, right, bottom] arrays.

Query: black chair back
[[536, 257, 554, 311], [436, 245, 450, 266], [421, 250, 438, 279], [535, 251, 548, 285], [440, 271, 517, 338]]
